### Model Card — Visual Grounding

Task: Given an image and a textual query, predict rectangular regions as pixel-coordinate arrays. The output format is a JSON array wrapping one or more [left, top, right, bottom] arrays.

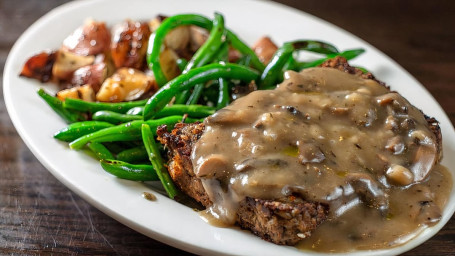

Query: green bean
[[87, 142, 114, 160], [175, 90, 191, 105], [37, 88, 86, 123], [63, 98, 148, 114], [176, 58, 188, 73], [184, 13, 225, 72], [175, 57, 191, 104], [215, 42, 230, 109], [147, 14, 213, 86], [226, 30, 265, 72], [142, 124, 179, 199], [212, 41, 229, 63], [102, 141, 133, 154], [95, 105, 216, 124], [126, 106, 144, 116], [69, 116, 199, 150], [355, 66, 369, 73], [237, 55, 252, 66], [156, 104, 216, 118], [143, 63, 259, 120], [147, 13, 264, 87], [186, 84, 205, 105], [216, 78, 230, 109], [116, 146, 148, 163], [54, 121, 114, 142], [259, 40, 339, 89], [184, 13, 226, 105], [295, 48, 365, 70], [100, 159, 158, 181], [92, 111, 142, 124]]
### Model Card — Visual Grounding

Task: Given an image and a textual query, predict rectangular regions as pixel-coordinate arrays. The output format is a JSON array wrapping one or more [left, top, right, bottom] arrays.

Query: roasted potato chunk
[[20, 51, 56, 82], [57, 84, 95, 102], [52, 50, 95, 81], [252, 36, 278, 64], [96, 68, 156, 102], [62, 19, 111, 56], [111, 20, 151, 70], [70, 62, 108, 92]]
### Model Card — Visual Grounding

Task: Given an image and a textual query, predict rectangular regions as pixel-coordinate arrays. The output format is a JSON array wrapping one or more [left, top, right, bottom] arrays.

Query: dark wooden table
[[1, 0, 454, 255]]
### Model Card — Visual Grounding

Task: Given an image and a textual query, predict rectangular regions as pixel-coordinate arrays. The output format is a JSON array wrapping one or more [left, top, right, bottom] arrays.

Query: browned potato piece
[[111, 20, 151, 70], [96, 68, 157, 102], [252, 36, 278, 64], [52, 50, 95, 81], [62, 20, 111, 56], [19, 51, 56, 82], [57, 84, 95, 102], [70, 62, 108, 93]]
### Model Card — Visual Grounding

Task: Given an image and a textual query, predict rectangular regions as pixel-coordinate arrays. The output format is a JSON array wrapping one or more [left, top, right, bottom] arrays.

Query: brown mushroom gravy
[[191, 67, 452, 251]]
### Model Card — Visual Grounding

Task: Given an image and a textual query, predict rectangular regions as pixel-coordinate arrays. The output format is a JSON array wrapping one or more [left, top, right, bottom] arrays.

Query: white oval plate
[[4, 0, 455, 255]]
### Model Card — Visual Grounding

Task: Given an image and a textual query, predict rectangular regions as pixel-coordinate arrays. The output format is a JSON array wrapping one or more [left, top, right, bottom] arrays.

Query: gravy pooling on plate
[[191, 67, 452, 251]]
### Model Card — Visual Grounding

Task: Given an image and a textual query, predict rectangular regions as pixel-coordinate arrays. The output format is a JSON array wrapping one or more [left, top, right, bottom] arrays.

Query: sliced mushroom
[[385, 136, 405, 154], [195, 154, 230, 178], [385, 164, 414, 186], [52, 50, 95, 81], [96, 68, 157, 102], [206, 109, 251, 125], [409, 145, 437, 182], [19, 51, 56, 83], [234, 158, 288, 172], [252, 36, 278, 64], [62, 19, 111, 56], [346, 173, 388, 212], [111, 20, 151, 69], [57, 84, 95, 102]]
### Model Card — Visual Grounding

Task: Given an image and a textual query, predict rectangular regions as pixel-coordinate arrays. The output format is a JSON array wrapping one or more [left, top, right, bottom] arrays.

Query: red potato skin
[[111, 20, 151, 70], [62, 21, 111, 56], [19, 51, 56, 82], [252, 36, 278, 64], [70, 62, 107, 93]]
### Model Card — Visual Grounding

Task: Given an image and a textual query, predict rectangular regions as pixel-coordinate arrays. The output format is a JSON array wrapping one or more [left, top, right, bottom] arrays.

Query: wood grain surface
[[1, 0, 454, 255]]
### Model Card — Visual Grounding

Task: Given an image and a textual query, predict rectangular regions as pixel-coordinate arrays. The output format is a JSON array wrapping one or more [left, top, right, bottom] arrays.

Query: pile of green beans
[[37, 12, 365, 199]]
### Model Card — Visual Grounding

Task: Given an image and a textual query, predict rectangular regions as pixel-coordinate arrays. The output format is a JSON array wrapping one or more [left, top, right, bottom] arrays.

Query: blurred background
[[1, 0, 454, 255]]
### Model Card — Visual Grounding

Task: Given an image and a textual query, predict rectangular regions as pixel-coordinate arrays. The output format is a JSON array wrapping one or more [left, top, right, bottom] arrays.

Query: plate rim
[[4, 0, 455, 255]]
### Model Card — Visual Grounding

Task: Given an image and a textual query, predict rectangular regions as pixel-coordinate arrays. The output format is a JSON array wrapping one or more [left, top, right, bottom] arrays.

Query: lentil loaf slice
[[156, 122, 328, 245]]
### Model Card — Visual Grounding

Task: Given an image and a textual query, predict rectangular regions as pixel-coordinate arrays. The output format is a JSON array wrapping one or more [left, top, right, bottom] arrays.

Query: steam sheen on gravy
[[191, 67, 452, 251]]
